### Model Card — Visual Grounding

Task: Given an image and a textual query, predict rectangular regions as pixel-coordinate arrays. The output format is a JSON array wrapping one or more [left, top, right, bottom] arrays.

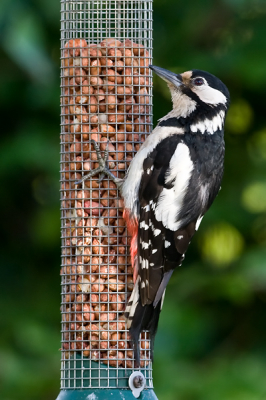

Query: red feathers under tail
[[123, 209, 138, 283]]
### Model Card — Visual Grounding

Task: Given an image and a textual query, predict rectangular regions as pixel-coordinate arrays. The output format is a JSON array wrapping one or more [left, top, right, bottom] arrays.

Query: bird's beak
[[149, 65, 182, 87]]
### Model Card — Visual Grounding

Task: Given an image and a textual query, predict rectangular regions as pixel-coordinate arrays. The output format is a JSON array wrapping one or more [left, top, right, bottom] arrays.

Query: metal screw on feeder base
[[129, 371, 146, 398], [133, 375, 144, 388]]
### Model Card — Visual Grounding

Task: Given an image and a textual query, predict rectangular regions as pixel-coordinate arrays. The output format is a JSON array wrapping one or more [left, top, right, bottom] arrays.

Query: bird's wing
[[137, 135, 191, 306], [137, 132, 224, 307]]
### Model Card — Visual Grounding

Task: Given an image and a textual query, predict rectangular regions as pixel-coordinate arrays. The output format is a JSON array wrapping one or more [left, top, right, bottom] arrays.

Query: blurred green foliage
[[1, 0, 266, 399]]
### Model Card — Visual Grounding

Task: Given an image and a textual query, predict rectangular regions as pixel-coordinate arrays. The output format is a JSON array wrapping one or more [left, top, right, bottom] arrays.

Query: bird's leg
[[75, 139, 123, 191]]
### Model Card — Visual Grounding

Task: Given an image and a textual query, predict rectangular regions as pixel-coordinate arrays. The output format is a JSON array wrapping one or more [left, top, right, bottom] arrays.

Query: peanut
[[89, 76, 103, 87], [90, 58, 101, 76], [100, 57, 114, 67], [91, 279, 105, 293], [116, 85, 133, 96], [114, 60, 124, 72], [108, 48, 123, 60], [108, 279, 125, 292], [80, 80, 94, 95], [94, 304, 106, 319], [65, 39, 88, 57], [83, 304, 95, 321], [87, 96, 98, 113], [108, 112, 125, 124], [110, 294, 123, 311]]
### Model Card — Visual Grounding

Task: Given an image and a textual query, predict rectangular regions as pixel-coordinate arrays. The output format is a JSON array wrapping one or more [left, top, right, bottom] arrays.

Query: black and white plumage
[[76, 65, 230, 364], [122, 66, 230, 363]]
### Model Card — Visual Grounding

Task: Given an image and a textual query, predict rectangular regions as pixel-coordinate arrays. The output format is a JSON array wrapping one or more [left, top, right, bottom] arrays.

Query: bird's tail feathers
[[125, 279, 162, 365], [125, 276, 140, 328], [153, 270, 173, 308]]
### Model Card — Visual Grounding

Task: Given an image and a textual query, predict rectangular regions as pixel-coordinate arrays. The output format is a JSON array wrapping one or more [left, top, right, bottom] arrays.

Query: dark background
[[1, 0, 266, 399]]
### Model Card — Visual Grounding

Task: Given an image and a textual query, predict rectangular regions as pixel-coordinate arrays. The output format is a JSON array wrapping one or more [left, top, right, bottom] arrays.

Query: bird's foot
[[75, 140, 123, 191]]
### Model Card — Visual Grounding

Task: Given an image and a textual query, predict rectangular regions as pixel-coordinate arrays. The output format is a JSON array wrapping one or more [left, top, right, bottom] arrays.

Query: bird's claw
[[75, 139, 123, 190]]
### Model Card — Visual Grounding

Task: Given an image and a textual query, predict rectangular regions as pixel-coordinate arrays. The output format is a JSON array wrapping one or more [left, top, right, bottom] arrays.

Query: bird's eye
[[194, 77, 204, 86]]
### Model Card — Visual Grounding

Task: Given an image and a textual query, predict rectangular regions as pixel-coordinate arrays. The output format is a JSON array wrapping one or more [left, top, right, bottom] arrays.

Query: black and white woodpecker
[[77, 65, 230, 363]]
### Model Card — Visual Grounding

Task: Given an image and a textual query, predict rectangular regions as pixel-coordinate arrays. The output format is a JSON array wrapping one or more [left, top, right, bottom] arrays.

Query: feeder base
[[57, 388, 158, 399]]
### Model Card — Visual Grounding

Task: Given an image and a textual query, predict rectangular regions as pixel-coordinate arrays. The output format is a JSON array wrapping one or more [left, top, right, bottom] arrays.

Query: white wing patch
[[155, 142, 194, 231], [140, 221, 149, 230], [143, 204, 150, 212], [141, 240, 151, 250], [142, 258, 149, 269], [149, 200, 156, 211]]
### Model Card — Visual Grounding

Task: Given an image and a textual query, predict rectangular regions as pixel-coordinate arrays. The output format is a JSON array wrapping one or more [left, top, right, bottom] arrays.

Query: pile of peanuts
[[62, 37, 151, 148], [60, 37, 152, 368]]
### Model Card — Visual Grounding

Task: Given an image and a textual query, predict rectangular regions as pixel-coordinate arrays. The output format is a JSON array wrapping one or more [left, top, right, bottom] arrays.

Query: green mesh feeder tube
[[58, 1, 157, 398]]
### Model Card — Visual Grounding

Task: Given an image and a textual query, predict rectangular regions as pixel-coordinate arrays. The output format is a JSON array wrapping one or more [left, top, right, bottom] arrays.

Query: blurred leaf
[[14, 320, 60, 357], [32, 175, 59, 206], [242, 181, 266, 213], [225, 99, 253, 134], [199, 222, 244, 266], [247, 128, 266, 164], [0, 348, 59, 400], [241, 247, 266, 290], [0, 125, 59, 176], [251, 215, 266, 244], [154, 354, 266, 400], [30, 206, 60, 248], [2, 7, 55, 84]]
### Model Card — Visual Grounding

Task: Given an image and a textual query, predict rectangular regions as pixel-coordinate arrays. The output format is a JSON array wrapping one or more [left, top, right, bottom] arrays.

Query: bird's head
[[149, 65, 230, 132]]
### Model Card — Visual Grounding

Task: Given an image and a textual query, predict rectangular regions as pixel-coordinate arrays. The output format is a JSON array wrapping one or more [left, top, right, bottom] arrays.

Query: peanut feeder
[[57, 1, 157, 399]]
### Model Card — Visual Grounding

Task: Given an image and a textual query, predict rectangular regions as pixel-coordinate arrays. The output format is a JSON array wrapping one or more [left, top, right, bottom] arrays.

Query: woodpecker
[[77, 65, 230, 364]]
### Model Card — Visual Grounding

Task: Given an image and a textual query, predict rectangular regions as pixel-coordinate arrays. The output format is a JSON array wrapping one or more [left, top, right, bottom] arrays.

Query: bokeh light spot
[[225, 99, 253, 134], [247, 129, 266, 163], [200, 222, 244, 267], [242, 181, 266, 213]]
